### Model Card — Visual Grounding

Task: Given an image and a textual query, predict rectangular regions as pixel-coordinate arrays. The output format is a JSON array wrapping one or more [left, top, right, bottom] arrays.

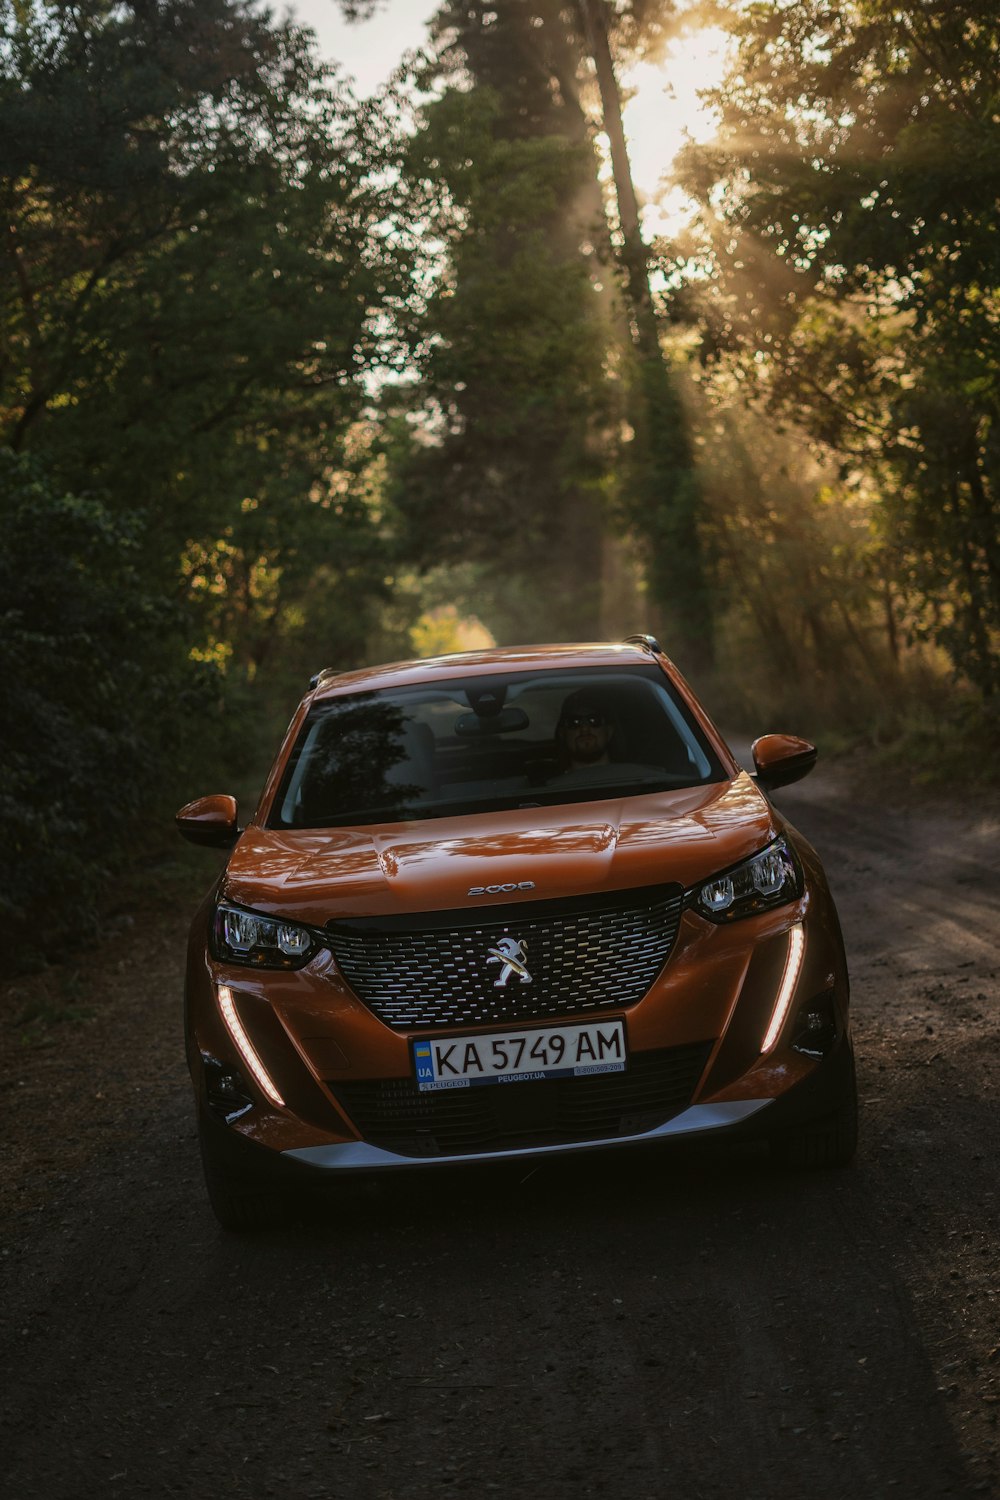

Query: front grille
[[326, 884, 684, 1029], [329, 1042, 712, 1157]]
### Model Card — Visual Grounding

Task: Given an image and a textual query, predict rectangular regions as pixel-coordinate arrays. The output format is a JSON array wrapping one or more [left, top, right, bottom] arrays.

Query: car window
[[271, 666, 723, 828]]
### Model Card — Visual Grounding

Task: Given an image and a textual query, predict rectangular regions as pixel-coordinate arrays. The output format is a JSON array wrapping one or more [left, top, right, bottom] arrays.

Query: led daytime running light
[[761, 924, 805, 1055], [216, 984, 285, 1108]]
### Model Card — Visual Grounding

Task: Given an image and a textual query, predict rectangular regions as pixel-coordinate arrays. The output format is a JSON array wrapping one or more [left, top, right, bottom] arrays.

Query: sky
[[284, 0, 438, 94]]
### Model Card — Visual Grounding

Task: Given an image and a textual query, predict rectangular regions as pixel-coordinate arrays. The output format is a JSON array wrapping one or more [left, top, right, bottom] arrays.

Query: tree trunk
[[881, 574, 900, 667], [576, 0, 714, 673], [576, 0, 658, 359]]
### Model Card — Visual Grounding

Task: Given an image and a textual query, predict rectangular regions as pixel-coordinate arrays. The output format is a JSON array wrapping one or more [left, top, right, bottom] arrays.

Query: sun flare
[[620, 25, 731, 236]]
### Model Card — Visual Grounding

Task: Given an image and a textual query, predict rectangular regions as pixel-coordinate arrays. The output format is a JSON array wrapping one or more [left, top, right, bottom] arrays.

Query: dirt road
[[2, 764, 998, 1499]]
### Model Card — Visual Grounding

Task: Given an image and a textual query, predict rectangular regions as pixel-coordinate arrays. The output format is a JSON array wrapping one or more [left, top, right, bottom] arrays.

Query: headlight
[[211, 902, 320, 969], [693, 837, 801, 923]]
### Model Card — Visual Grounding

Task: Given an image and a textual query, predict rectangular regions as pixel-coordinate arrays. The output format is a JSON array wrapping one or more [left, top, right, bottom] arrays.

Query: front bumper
[[285, 1099, 772, 1171], [196, 1032, 855, 1186]]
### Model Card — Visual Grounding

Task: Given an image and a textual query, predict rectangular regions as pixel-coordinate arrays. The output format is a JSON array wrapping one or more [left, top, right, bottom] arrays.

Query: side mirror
[[175, 794, 240, 849], [751, 734, 817, 792]]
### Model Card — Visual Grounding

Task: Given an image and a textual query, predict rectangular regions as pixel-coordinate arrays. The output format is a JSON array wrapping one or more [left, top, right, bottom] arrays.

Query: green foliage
[[383, 0, 715, 659], [616, 344, 713, 674], [0, 1, 407, 967], [681, 380, 909, 729], [0, 452, 193, 969], [676, 0, 1000, 698], [867, 685, 1000, 789], [194, 426, 402, 697], [384, 3, 618, 642], [0, 1, 394, 549]]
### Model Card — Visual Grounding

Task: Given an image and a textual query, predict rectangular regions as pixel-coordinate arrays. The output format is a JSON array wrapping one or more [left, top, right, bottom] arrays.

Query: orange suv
[[178, 637, 856, 1229]]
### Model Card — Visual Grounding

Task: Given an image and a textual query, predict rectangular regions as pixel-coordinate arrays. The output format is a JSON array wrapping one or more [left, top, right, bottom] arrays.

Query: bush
[[0, 453, 191, 972]]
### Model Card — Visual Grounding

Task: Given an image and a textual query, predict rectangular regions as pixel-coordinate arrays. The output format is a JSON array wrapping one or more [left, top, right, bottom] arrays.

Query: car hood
[[220, 774, 778, 925]]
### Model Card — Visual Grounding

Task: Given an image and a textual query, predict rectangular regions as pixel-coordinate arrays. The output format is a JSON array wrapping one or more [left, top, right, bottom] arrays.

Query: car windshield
[[269, 665, 725, 829]]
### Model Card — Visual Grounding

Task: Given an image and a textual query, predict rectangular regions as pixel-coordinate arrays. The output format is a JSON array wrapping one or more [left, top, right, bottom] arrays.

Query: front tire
[[769, 1049, 859, 1169], [198, 1116, 291, 1232]]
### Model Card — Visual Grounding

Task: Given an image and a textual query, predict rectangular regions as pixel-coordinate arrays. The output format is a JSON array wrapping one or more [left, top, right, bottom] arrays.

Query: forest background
[[2, 0, 998, 972]]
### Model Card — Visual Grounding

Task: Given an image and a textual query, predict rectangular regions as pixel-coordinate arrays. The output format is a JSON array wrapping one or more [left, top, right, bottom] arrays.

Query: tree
[[340, 0, 714, 658], [677, 0, 1000, 697], [0, 452, 180, 968], [385, 0, 617, 642], [0, 0, 399, 601], [0, 0, 408, 964], [576, 0, 714, 668]]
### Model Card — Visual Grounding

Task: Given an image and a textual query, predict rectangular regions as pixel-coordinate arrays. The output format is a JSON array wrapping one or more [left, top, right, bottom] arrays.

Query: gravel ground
[[1, 762, 998, 1499]]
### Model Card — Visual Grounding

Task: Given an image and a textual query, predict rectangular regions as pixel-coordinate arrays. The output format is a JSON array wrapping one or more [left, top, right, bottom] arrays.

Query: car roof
[[309, 642, 661, 701]]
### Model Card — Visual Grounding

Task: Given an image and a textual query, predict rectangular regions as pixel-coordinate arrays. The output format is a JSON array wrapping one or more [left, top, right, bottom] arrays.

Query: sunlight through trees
[[2, 0, 996, 965]]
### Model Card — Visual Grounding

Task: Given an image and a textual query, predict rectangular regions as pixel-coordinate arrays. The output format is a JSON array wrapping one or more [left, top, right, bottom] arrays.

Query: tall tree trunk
[[577, 0, 658, 358], [952, 473, 996, 697], [576, 0, 714, 673], [963, 441, 1000, 601]]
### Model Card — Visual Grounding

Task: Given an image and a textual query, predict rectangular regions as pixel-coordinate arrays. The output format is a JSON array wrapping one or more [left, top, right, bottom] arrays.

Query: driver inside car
[[554, 691, 614, 773]]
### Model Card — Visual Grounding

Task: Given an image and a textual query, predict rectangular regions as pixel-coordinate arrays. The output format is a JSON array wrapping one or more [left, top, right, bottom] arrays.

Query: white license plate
[[412, 1019, 626, 1092]]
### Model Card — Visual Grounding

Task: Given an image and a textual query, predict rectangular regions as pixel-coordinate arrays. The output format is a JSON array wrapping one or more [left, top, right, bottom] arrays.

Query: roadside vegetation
[[2, 0, 997, 972]]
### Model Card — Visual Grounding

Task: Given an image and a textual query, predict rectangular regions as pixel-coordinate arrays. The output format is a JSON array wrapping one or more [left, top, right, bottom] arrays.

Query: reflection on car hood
[[220, 774, 777, 924]]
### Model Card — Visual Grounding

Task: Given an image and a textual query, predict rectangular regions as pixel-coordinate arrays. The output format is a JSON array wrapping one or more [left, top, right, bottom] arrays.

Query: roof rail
[[308, 668, 336, 689], [623, 633, 663, 656]]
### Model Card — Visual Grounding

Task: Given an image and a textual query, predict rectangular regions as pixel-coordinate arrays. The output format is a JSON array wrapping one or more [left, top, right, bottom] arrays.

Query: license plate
[[412, 1019, 626, 1092]]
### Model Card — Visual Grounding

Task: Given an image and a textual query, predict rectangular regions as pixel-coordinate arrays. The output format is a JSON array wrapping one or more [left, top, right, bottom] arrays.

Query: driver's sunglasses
[[566, 712, 605, 729]]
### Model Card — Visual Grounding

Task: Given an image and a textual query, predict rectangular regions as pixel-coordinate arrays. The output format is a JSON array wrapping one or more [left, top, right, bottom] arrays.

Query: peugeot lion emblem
[[486, 936, 532, 988]]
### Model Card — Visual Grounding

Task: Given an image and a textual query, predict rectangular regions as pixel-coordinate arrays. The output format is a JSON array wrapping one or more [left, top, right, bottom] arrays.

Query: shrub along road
[[1, 763, 998, 1498]]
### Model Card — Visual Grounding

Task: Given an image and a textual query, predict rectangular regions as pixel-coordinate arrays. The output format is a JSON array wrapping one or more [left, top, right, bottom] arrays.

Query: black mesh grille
[[326, 885, 684, 1029], [329, 1042, 712, 1157]]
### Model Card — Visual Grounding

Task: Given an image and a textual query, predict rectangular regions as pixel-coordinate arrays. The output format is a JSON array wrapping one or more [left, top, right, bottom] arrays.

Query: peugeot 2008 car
[[178, 637, 856, 1230]]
